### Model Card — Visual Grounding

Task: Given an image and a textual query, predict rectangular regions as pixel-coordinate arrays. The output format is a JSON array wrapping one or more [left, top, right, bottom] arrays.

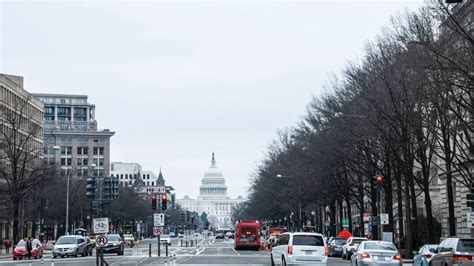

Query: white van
[[271, 232, 328, 265]]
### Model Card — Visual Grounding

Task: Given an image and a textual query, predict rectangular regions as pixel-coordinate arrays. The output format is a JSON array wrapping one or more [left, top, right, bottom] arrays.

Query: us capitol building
[[177, 153, 244, 228]]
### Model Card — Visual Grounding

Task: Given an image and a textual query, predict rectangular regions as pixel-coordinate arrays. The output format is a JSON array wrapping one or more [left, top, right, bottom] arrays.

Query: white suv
[[271, 232, 328, 265], [342, 237, 368, 260]]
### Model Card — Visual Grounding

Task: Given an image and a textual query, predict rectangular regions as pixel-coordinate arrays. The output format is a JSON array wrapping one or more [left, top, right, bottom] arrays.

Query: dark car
[[328, 237, 346, 257], [101, 234, 124, 255]]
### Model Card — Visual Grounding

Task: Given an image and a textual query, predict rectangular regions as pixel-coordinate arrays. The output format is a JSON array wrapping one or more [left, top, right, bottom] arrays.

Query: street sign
[[154, 213, 165, 227], [342, 218, 349, 228], [467, 213, 474, 228], [96, 234, 108, 247], [93, 218, 109, 234], [153, 226, 163, 236], [380, 213, 389, 225]]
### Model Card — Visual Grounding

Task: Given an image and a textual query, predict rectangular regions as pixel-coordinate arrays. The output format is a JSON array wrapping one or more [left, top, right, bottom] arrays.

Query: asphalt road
[[0, 237, 411, 265]]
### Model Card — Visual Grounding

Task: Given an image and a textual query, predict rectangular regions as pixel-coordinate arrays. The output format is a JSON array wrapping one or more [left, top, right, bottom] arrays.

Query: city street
[[0, 237, 414, 265]]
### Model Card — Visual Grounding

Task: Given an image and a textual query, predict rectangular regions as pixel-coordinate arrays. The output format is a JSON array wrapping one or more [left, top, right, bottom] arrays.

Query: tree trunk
[[424, 184, 435, 243], [13, 197, 21, 244], [405, 178, 413, 259], [396, 171, 404, 243], [409, 175, 418, 250]]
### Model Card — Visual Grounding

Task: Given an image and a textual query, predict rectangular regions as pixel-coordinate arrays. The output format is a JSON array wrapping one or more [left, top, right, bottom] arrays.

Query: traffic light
[[179, 212, 185, 222], [375, 175, 383, 184], [86, 176, 96, 199], [151, 194, 157, 210], [103, 177, 112, 199], [161, 194, 168, 210]]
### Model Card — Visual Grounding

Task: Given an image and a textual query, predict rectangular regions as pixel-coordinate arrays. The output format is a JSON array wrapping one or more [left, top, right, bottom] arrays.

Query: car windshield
[[293, 235, 324, 246], [334, 238, 346, 244], [108, 235, 120, 241], [161, 235, 169, 238], [364, 242, 397, 251], [427, 245, 437, 253], [56, 237, 76, 245], [457, 240, 474, 252], [16, 240, 26, 247]]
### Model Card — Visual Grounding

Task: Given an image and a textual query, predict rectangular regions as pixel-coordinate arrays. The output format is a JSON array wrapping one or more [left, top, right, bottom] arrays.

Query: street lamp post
[[363, 195, 369, 237]]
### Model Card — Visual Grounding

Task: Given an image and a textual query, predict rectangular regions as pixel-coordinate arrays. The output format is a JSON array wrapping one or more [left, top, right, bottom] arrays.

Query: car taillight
[[453, 255, 472, 261], [425, 254, 432, 259], [393, 254, 402, 260], [288, 246, 293, 255], [361, 253, 370, 259], [324, 247, 330, 256]]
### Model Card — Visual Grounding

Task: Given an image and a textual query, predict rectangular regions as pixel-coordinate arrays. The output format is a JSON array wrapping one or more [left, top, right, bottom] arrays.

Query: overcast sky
[[1, 0, 422, 199]]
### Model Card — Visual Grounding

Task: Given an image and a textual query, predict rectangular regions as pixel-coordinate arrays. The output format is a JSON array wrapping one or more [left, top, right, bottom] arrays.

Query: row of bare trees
[[242, 0, 472, 257]]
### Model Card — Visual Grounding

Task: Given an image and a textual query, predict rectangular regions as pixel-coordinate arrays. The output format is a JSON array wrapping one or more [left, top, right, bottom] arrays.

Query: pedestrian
[[26, 237, 33, 259], [4, 239, 11, 254]]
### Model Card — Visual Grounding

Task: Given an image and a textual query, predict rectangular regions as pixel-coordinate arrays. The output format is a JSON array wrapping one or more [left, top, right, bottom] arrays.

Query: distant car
[[123, 234, 135, 247], [216, 231, 225, 239], [160, 234, 171, 246], [13, 239, 43, 260], [53, 235, 88, 258], [342, 237, 368, 260], [169, 232, 176, 238], [328, 237, 346, 257], [271, 232, 328, 266], [430, 237, 474, 266], [350, 240, 402, 266], [102, 234, 124, 255], [178, 233, 185, 238], [413, 244, 437, 266]]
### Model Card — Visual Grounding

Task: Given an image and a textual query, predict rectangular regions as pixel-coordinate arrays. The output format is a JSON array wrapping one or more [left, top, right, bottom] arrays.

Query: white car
[[160, 234, 171, 246], [350, 241, 402, 266], [342, 237, 368, 260], [270, 232, 328, 265]]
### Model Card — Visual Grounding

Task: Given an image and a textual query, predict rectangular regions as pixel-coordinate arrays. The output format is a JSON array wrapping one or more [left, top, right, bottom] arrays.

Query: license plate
[[305, 251, 313, 255]]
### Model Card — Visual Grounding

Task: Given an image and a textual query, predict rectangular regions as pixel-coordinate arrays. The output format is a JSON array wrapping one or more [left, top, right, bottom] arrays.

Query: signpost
[[96, 234, 108, 247], [342, 218, 349, 228], [380, 213, 389, 225], [96, 234, 108, 266], [93, 218, 109, 234], [154, 213, 165, 227]]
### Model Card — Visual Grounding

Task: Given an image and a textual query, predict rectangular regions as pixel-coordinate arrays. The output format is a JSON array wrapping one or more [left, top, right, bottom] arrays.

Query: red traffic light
[[161, 194, 167, 200], [152, 195, 157, 200], [375, 175, 383, 183]]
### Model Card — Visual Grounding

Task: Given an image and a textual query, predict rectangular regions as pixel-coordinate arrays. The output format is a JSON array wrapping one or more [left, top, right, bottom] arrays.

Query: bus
[[234, 220, 261, 250]]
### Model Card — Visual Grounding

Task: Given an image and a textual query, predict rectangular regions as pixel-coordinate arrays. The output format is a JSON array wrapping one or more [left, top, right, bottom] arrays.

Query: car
[[178, 233, 185, 238], [123, 234, 135, 247], [328, 237, 346, 257], [342, 237, 368, 260], [413, 244, 437, 266], [350, 240, 402, 266], [53, 235, 88, 258], [101, 234, 124, 255], [13, 239, 43, 260], [270, 232, 328, 266], [430, 237, 474, 266], [160, 234, 171, 246], [169, 232, 176, 238]]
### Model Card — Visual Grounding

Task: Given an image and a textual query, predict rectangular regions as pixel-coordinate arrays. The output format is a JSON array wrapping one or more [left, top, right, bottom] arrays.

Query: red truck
[[234, 220, 261, 250]]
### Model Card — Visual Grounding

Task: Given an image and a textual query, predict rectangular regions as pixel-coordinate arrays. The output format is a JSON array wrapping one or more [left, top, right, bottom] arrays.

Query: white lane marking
[[232, 248, 240, 256]]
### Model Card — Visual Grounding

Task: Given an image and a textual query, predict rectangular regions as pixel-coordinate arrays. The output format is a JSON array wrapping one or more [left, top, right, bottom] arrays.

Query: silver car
[[53, 235, 88, 258], [430, 237, 474, 266], [350, 241, 402, 266]]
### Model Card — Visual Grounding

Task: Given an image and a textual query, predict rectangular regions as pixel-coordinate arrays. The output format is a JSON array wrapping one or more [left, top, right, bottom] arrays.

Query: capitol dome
[[198, 153, 228, 198]]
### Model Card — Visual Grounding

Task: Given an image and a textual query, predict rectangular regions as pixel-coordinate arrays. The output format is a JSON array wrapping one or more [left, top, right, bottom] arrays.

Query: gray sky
[[1, 0, 422, 199]]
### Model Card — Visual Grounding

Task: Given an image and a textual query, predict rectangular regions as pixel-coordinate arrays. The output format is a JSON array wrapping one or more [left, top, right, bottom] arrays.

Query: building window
[[93, 158, 104, 167], [151, 182, 154, 186], [60, 146, 72, 155], [77, 158, 88, 166], [61, 158, 72, 166], [93, 147, 104, 156], [77, 147, 88, 155]]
